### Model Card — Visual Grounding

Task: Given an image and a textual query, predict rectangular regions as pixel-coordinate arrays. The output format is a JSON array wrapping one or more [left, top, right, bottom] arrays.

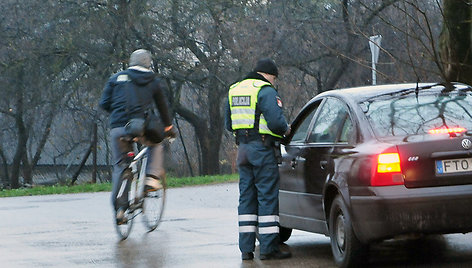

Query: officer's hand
[[165, 125, 177, 139], [284, 124, 291, 136]]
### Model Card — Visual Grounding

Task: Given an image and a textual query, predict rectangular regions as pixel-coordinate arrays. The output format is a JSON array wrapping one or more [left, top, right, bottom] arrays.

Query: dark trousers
[[237, 140, 280, 254]]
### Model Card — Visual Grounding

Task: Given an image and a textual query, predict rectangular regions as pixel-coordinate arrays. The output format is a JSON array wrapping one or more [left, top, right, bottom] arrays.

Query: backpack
[[123, 80, 165, 143]]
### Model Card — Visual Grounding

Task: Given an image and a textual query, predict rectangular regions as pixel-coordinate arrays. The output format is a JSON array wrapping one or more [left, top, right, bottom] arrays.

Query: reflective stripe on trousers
[[258, 215, 279, 234], [238, 215, 280, 234], [238, 214, 257, 233]]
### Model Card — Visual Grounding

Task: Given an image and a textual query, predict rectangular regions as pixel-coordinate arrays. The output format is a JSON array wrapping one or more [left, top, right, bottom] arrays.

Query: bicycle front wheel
[[142, 178, 166, 232]]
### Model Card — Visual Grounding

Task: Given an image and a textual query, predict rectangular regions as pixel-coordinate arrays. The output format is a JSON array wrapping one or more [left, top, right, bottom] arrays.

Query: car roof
[[289, 82, 472, 144], [308, 82, 471, 105]]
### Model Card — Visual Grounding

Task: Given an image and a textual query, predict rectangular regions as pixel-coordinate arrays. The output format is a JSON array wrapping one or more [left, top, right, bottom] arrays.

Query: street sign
[[369, 35, 382, 85]]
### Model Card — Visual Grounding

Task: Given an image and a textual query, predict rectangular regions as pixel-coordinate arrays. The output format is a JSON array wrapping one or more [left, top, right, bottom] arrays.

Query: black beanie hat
[[254, 58, 278, 77]]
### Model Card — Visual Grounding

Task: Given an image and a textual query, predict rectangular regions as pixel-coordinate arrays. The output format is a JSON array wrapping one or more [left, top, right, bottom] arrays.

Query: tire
[[142, 177, 166, 232], [279, 226, 292, 243], [114, 207, 135, 240], [329, 196, 368, 268], [256, 225, 292, 244], [114, 169, 135, 241]]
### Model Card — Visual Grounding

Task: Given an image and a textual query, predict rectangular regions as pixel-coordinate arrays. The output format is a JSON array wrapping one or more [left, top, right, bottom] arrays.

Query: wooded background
[[1, 0, 471, 188]]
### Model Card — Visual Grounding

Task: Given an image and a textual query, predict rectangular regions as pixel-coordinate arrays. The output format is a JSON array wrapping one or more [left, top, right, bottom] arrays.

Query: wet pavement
[[1, 182, 472, 267]]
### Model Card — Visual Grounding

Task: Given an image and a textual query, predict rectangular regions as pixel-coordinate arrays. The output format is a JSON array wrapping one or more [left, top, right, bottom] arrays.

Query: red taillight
[[377, 153, 401, 173], [371, 151, 404, 186], [428, 127, 466, 134], [127, 152, 135, 158]]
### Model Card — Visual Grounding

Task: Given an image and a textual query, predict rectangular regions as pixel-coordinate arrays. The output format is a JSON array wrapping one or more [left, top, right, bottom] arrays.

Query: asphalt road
[[1, 182, 472, 268]]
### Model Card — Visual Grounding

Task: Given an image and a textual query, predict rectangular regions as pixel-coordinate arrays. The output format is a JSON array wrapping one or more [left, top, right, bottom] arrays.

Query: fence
[[0, 164, 111, 188]]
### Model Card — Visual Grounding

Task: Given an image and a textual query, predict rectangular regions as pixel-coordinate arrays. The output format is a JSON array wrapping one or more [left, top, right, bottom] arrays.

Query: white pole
[[369, 35, 382, 85]]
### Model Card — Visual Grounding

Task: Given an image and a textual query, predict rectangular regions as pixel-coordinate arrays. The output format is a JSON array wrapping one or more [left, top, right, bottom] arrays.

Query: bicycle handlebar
[[120, 135, 175, 145]]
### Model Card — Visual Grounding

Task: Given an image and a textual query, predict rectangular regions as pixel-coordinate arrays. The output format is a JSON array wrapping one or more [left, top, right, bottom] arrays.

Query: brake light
[[371, 151, 404, 186], [428, 127, 466, 134], [377, 153, 401, 173]]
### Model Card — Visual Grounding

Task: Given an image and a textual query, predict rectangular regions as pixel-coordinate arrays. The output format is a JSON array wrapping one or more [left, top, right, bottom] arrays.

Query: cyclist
[[99, 49, 176, 224]]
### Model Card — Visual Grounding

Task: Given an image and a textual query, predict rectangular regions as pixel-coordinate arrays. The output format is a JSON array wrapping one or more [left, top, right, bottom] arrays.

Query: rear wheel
[[256, 225, 292, 244], [329, 196, 368, 268], [142, 177, 166, 232], [114, 169, 135, 240], [114, 206, 135, 240], [279, 226, 292, 243]]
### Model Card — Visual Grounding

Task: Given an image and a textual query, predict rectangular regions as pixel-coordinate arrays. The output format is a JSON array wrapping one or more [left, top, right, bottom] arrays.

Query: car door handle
[[291, 159, 298, 169], [320, 160, 328, 170]]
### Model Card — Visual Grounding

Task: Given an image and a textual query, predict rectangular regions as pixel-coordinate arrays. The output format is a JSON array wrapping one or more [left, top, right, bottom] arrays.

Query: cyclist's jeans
[[110, 127, 165, 211]]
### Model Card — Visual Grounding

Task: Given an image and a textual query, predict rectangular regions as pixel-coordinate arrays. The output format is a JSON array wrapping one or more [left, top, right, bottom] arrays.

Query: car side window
[[308, 98, 350, 143], [291, 104, 319, 143], [339, 116, 355, 143]]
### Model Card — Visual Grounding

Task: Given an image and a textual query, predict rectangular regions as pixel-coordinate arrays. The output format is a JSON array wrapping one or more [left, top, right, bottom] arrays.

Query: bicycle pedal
[[116, 214, 128, 225], [116, 207, 129, 225], [116, 217, 128, 225], [146, 188, 158, 193]]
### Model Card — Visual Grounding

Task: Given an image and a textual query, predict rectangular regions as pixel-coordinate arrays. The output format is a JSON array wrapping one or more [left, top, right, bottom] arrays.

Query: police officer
[[225, 58, 291, 260]]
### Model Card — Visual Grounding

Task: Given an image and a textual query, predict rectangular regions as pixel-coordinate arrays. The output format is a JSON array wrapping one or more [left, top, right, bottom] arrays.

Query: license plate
[[436, 158, 472, 174]]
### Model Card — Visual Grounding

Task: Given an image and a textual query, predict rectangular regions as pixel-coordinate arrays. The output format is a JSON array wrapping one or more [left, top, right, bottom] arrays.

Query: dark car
[[278, 83, 472, 268]]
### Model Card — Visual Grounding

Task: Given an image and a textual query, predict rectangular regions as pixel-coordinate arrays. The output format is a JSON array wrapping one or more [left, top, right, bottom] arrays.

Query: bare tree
[[2, 0, 470, 186], [440, 0, 472, 84], [0, 1, 71, 187]]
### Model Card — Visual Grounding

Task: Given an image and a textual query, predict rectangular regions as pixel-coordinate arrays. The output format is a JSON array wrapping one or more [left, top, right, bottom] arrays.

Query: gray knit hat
[[129, 49, 152, 68]]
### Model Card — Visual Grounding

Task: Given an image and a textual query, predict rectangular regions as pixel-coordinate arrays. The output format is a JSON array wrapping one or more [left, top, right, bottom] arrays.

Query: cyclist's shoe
[[116, 207, 128, 225], [144, 177, 163, 192]]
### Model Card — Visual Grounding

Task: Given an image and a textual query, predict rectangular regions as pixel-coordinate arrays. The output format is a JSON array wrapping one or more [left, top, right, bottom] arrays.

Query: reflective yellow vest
[[228, 79, 282, 138]]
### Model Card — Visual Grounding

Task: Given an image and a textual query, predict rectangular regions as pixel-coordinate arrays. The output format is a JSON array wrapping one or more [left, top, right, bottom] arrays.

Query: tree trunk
[[198, 134, 221, 175], [11, 121, 27, 189], [0, 146, 9, 186], [440, 1, 472, 84], [22, 154, 32, 185], [92, 122, 98, 183], [10, 71, 28, 189], [175, 97, 223, 175]]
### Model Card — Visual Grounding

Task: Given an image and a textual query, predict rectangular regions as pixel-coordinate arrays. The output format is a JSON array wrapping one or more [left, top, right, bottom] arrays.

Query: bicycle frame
[[114, 140, 168, 239], [129, 146, 148, 203]]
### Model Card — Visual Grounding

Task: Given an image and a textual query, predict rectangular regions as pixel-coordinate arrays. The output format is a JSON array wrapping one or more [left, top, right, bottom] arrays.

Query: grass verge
[[0, 174, 239, 198]]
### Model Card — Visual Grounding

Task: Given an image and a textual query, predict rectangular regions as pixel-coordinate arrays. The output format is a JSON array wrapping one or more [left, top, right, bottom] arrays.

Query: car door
[[281, 97, 352, 234], [290, 100, 357, 233], [298, 98, 350, 221], [280, 100, 322, 219]]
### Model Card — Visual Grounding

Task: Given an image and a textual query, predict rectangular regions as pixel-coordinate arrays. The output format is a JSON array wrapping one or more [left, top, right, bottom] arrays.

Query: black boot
[[241, 252, 254, 260], [259, 250, 291, 260]]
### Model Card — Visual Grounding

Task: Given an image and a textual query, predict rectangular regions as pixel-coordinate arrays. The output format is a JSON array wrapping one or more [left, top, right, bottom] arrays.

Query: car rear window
[[363, 92, 472, 137]]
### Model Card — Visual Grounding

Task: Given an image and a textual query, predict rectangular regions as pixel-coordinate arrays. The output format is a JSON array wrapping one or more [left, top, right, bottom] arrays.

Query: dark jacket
[[99, 67, 172, 128], [224, 72, 288, 136]]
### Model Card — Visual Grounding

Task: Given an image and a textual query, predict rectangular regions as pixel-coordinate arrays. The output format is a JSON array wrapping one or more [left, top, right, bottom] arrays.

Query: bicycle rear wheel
[[142, 178, 166, 232], [114, 206, 135, 240], [114, 169, 135, 240]]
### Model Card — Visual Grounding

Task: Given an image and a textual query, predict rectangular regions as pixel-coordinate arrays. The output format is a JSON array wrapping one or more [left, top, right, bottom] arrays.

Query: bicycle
[[114, 137, 168, 240]]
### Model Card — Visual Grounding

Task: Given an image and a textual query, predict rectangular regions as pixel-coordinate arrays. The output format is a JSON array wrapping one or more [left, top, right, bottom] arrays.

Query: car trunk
[[395, 135, 472, 188]]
